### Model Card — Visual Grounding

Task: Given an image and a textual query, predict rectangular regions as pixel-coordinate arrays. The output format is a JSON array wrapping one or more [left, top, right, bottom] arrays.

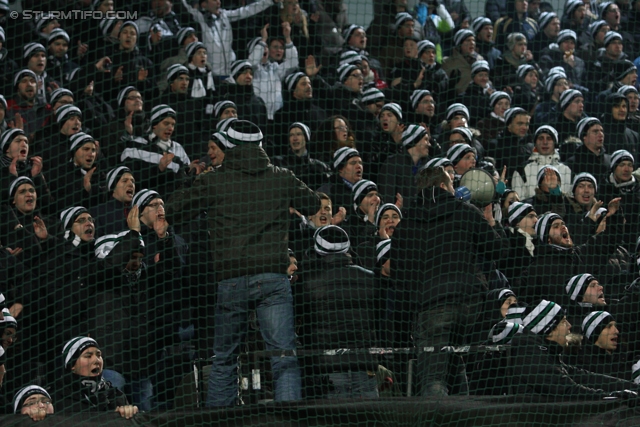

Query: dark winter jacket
[[390, 187, 506, 310], [301, 253, 380, 372], [166, 143, 321, 281]]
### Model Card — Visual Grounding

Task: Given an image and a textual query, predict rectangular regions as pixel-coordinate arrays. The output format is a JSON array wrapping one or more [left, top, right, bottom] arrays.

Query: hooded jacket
[[390, 187, 506, 310], [511, 150, 573, 199], [301, 253, 379, 372], [166, 143, 321, 281], [506, 330, 631, 397]]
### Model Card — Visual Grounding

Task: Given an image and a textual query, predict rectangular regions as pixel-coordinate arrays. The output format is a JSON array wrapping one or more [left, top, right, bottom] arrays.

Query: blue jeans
[[326, 371, 379, 399], [206, 273, 301, 407]]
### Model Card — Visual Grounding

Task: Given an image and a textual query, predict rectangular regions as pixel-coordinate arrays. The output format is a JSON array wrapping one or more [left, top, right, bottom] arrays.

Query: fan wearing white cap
[[442, 29, 484, 96], [248, 22, 298, 120], [90, 166, 136, 237], [578, 312, 626, 377], [13, 385, 54, 421]]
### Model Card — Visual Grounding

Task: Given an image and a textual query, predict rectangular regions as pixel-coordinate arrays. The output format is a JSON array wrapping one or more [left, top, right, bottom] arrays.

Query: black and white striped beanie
[[410, 89, 431, 111], [566, 273, 596, 301], [284, 72, 306, 91], [69, 132, 95, 153], [230, 60, 252, 79], [8, 176, 34, 200], [105, 166, 132, 192], [362, 87, 385, 105], [375, 203, 402, 228], [507, 202, 535, 227], [132, 189, 160, 212], [380, 103, 403, 120], [489, 91, 511, 109], [213, 100, 237, 118], [338, 50, 362, 66], [333, 146, 360, 170], [352, 179, 378, 211], [504, 107, 527, 125], [176, 27, 196, 46], [450, 127, 474, 145], [49, 88, 74, 106], [395, 12, 414, 29], [534, 125, 558, 146], [559, 89, 583, 112], [417, 40, 436, 57], [534, 212, 562, 244], [337, 63, 358, 84], [447, 143, 475, 165], [610, 149, 634, 171], [150, 104, 176, 127], [166, 64, 189, 83], [13, 69, 37, 87], [401, 124, 428, 148], [490, 321, 523, 344], [581, 311, 614, 341], [523, 300, 565, 335], [471, 60, 490, 77], [222, 120, 263, 149], [446, 103, 470, 121], [186, 41, 206, 63], [48, 28, 70, 45], [117, 86, 138, 107], [22, 43, 45, 61], [572, 172, 598, 194], [60, 206, 89, 231], [453, 29, 475, 46], [56, 104, 82, 124], [577, 117, 601, 140], [313, 225, 350, 255], [62, 337, 99, 370], [13, 386, 51, 414], [289, 122, 311, 142], [0, 129, 26, 153], [471, 16, 492, 34]]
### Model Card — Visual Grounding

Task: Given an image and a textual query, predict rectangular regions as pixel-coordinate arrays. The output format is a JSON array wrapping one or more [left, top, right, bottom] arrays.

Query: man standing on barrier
[[390, 165, 507, 396], [166, 120, 320, 407]]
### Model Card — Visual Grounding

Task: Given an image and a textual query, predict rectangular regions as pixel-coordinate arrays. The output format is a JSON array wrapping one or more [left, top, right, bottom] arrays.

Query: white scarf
[[187, 63, 215, 99], [609, 173, 636, 189]]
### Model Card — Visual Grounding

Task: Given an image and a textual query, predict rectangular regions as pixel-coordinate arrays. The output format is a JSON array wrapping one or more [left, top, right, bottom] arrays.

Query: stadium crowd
[[4, 0, 640, 420]]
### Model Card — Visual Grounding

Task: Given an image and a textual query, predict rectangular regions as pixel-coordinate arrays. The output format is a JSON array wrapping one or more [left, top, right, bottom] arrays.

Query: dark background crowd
[[4, 0, 640, 419]]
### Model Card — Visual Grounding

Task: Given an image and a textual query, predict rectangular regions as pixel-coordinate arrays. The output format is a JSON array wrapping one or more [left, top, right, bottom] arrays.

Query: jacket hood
[[222, 143, 271, 175], [417, 186, 459, 223]]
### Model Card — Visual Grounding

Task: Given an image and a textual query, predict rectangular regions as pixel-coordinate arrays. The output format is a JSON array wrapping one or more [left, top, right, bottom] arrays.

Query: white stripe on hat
[[447, 143, 473, 163], [333, 147, 359, 169], [13, 386, 51, 414], [227, 127, 263, 143], [315, 234, 350, 255], [60, 206, 87, 230], [566, 273, 594, 301], [106, 166, 130, 191], [498, 289, 515, 300], [582, 311, 612, 340], [8, 176, 33, 199], [523, 300, 562, 334], [508, 202, 533, 226], [150, 105, 176, 124], [62, 337, 98, 368]]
